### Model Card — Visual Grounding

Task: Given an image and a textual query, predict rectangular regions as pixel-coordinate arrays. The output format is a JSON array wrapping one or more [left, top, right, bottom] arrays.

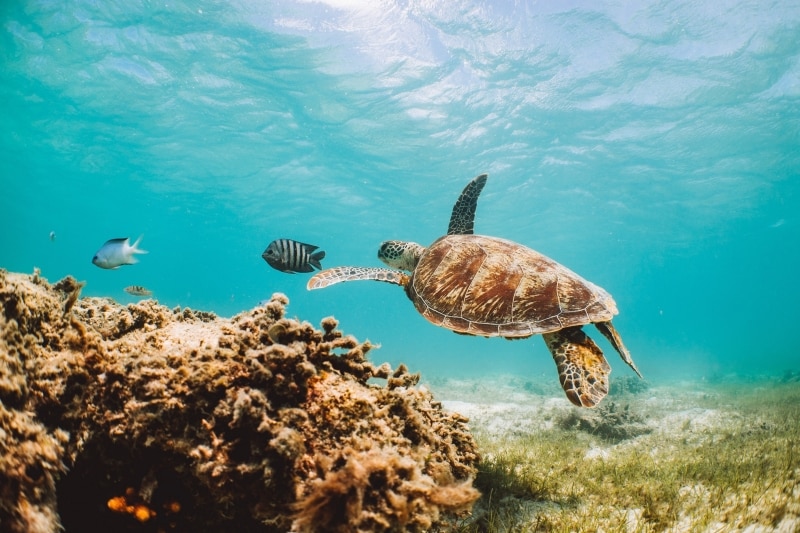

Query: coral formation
[[555, 401, 652, 442], [608, 374, 650, 396], [0, 269, 479, 532]]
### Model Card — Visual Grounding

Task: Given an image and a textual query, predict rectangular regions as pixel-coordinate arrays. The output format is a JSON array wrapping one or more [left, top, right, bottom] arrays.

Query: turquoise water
[[2, 0, 799, 383]]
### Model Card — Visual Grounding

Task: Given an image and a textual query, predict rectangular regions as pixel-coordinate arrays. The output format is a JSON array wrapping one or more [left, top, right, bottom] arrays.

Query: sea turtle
[[307, 174, 641, 407]]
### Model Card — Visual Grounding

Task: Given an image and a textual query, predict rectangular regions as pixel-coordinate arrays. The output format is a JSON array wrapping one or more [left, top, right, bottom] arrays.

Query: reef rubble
[[0, 269, 480, 533]]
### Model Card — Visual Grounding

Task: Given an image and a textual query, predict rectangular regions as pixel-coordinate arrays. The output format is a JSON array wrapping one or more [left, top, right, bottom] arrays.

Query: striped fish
[[262, 239, 325, 274]]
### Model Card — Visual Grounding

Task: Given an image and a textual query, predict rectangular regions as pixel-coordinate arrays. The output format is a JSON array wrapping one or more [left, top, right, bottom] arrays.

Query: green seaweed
[[456, 380, 800, 532]]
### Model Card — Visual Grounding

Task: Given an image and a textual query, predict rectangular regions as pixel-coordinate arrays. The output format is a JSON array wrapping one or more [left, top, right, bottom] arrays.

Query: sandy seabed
[[2, 268, 798, 533]]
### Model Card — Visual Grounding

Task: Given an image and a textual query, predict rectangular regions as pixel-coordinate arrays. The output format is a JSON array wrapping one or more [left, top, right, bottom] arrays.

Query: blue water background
[[2, 0, 799, 383]]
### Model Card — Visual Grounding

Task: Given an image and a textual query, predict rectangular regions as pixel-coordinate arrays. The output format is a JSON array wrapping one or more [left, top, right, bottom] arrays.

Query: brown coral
[[0, 269, 479, 532]]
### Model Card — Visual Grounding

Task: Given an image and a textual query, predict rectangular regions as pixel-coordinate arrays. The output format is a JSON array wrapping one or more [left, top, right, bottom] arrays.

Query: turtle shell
[[406, 234, 618, 337]]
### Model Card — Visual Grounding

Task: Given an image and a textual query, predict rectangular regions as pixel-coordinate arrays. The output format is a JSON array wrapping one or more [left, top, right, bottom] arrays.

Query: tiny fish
[[262, 239, 325, 274], [92, 236, 147, 269], [49, 231, 56, 241], [124, 285, 152, 297]]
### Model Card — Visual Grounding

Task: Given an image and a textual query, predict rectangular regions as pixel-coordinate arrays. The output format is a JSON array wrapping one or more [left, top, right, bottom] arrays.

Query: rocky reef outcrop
[[0, 269, 479, 532]]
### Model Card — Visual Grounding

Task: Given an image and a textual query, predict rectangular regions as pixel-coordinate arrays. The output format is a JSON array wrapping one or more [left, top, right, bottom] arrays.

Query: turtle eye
[[378, 242, 393, 257]]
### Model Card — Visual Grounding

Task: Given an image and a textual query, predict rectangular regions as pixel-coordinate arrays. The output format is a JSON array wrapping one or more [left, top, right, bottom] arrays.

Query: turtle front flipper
[[543, 327, 610, 408], [594, 321, 642, 378], [447, 173, 488, 235], [307, 267, 410, 290]]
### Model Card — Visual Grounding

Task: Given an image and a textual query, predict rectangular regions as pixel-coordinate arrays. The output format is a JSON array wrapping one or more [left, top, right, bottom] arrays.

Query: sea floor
[[425, 373, 800, 533]]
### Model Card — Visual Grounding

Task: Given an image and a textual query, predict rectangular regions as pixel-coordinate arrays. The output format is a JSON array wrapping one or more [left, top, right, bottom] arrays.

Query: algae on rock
[[0, 269, 479, 532]]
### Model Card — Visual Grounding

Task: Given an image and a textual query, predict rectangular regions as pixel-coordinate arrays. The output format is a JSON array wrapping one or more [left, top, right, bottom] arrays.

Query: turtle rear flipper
[[543, 327, 610, 408], [595, 321, 642, 378], [308, 267, 409, 290]]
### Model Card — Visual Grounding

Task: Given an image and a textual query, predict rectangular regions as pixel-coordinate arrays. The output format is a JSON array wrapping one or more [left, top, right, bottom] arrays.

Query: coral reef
[[608, 374, 650, 396], [555, 401, 652, 442], [0, 269, 479, 533]]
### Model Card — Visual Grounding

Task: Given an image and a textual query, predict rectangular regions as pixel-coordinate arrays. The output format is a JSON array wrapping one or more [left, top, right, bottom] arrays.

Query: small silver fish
[[262, 239, 325, 274], [92, 236, 147, 269], [124, 285, 153, 297]]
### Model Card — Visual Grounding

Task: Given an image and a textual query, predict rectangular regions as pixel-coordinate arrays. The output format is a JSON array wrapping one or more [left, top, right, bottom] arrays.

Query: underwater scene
[[1, 1, 799, 532]]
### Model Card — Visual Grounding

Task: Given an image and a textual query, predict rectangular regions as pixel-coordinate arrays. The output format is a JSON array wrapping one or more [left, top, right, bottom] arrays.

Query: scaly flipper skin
[[594, 321, 642, 378], [307, 267, 409, 290], [447, 174, 488, 235], [543, 327, 611, 408]]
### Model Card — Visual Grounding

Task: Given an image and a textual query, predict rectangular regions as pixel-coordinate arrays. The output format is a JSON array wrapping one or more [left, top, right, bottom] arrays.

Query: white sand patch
[[623, 508, 644, 533], [659, 407, 726, 432], [584, 445, 611, 460], [440, 399, 544, 437], [432, 374, 576, 436], [161, 320, 224, 352]]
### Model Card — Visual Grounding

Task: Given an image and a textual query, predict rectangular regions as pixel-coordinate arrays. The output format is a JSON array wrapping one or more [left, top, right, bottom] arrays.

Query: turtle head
[[378, 240, 426, 272]]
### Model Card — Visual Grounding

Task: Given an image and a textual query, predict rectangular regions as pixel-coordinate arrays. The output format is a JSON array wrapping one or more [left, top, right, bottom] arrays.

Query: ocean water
[[2, 0, 799, 385]]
